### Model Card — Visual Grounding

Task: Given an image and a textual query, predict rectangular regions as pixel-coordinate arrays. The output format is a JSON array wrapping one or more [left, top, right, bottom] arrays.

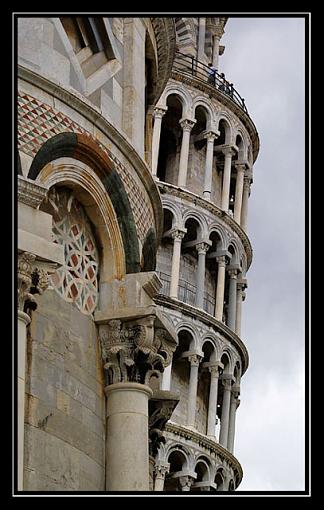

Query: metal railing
[[172, 51, 248, 114], [158, 271, 216, 316]]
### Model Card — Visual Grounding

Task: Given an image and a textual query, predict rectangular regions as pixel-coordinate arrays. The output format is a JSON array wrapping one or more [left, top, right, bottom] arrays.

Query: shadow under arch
[[27, 132, 140, 274]]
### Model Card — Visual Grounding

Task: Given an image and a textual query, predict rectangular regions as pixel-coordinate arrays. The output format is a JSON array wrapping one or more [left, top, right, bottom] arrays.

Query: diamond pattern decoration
[[18, 91, 154, 242]]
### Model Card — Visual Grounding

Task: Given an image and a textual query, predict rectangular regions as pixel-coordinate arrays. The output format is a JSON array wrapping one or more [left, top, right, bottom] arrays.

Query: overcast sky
[[219, 17, 306, 491]]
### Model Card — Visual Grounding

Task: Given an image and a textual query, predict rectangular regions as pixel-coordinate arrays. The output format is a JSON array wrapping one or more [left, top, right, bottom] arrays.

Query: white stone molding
[[17, 175, 48, 209]]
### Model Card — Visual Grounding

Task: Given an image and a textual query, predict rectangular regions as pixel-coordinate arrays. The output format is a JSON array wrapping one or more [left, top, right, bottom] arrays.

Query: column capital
[[208, 364, 221, 378], [171, 229, 186, 241], [221, 376, 233, 390], [195, 241, 211, 255], [179, 117, 197, 132], [17, 252, 51, 313], [18, 175, 48, 209], [243, 175, 253, 189], [222, 146, 236, 157], [234, 162, 246, 173], [204, 130, 219, 142], [227, 267, 239, 278], [187, 353, 202, 366], [99, 315, 177, 387], [154, 462, 170, 478], [179, 475, 195, 490], [153, 106, 168, 119], [216, 255, 226, 266]]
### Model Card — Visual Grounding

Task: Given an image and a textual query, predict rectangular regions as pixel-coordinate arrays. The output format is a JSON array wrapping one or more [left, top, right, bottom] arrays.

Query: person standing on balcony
[[208, 62, 217, 85]]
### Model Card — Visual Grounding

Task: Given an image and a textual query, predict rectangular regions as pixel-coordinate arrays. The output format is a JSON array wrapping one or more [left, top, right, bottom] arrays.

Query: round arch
[[192, 98, 214, 127], [160, 85, 191, 116], [27, 132, 140, 274], [182, 210, 208, 239], [37, 157, 126, 281]]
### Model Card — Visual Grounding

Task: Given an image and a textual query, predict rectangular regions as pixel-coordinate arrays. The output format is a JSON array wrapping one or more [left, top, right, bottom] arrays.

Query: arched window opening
[[205, 231, 221, 315], [179, 218, 201, 306], [192, 106, 208, 150], [223, 245, 235, 325], [157, 94, 183, 183], [157, 208, 176, 296], [41, 186, 100, 316], [171, 330, 193, 424], [214, 470, 225, 491], [164, 449, 187, 491]]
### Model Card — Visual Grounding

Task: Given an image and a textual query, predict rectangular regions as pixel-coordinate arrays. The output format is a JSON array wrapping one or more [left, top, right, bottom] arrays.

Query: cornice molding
[[18, 64, 163, 245], [164, 422, 243, 483], [154, 294, 249, 375], [171, 70, 260, 164], [157, 181, 253, 270]]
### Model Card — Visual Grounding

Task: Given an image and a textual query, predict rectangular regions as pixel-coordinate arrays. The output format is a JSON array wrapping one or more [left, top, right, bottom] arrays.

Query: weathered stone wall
[[24, 290, 105, 491], [170, 360, 189, 424]]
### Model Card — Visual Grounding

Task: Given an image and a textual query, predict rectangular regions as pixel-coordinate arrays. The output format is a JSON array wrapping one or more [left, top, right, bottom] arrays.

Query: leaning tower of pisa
[[151, 17, 260, 492]]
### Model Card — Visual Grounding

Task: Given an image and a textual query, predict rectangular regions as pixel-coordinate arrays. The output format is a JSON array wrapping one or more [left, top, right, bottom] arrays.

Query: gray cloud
[[220, 18, 306, 491]]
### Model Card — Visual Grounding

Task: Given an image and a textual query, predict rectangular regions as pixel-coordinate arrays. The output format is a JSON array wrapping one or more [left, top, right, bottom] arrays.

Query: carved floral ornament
[[18, 252, 50, 313], [99, 316, 177, 386]]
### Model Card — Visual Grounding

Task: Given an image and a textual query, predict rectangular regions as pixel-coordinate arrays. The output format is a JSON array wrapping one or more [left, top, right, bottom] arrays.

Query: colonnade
[[151, 106, 252, 231], [167, 230, 247, 335]]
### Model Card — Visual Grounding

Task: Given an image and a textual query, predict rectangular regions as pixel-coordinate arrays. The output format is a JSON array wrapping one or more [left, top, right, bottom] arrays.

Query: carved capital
[[100, 316, 177, 386], [149, 392, 179, 456], [154, 462, 170, 479], [209, 365, 221, 378], [227, 268, 238, 278], [216, 255, 226, 267], [153, 107, 168, 119], [179, 118, 196, 132], [195, 242, 210, 255], [17, 252, 36, 312], [221, 377, 233, 390], [188, 354, 201, 367], [171, 229, 186, 242], [222, 146, 236, 158], [204, 131, 218, 143]]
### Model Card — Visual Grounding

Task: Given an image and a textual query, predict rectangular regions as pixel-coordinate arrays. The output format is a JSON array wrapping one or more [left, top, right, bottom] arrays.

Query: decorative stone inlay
[[17, 175, 48, 208], [17, 91, 154, 243], [150, 18, 176, 106], [99, 316, 177, 386], [46, 189, 99, 315]]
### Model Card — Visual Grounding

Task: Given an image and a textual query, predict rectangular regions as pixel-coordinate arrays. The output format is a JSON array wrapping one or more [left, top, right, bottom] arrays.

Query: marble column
[[207, 365, 221, 438], [187, 354, 201, 427], [227, 391, 240, 453], [198, 18, 206, 60], [235, 283, 246, 337], [169, 230, 186, 299], [227, 269, 238, 330], [195, 242, 210, 309], [215, 256, 226, 321], [203, 132, 218, 200], [212, 35, 221, 69], [219, 378, 232, 447], [178, 118, 196, 188], [154, 462, 170, 491], [234, 164, 245, 224], [240, 176, 252, 232], [221, 147, 235, 212], [161, 361, 172, 391], [105, 382, 153, 491], [151, 106, 167, 177]]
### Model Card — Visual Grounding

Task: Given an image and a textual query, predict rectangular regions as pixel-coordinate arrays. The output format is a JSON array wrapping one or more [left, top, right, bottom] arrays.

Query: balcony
[[172, 51, 248, 115], [158, 271, 215, 316]]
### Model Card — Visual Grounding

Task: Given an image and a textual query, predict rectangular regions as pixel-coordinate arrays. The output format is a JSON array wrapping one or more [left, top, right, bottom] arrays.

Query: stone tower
[[16, 16, 259, 493], [151, 17, 259, 491]]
